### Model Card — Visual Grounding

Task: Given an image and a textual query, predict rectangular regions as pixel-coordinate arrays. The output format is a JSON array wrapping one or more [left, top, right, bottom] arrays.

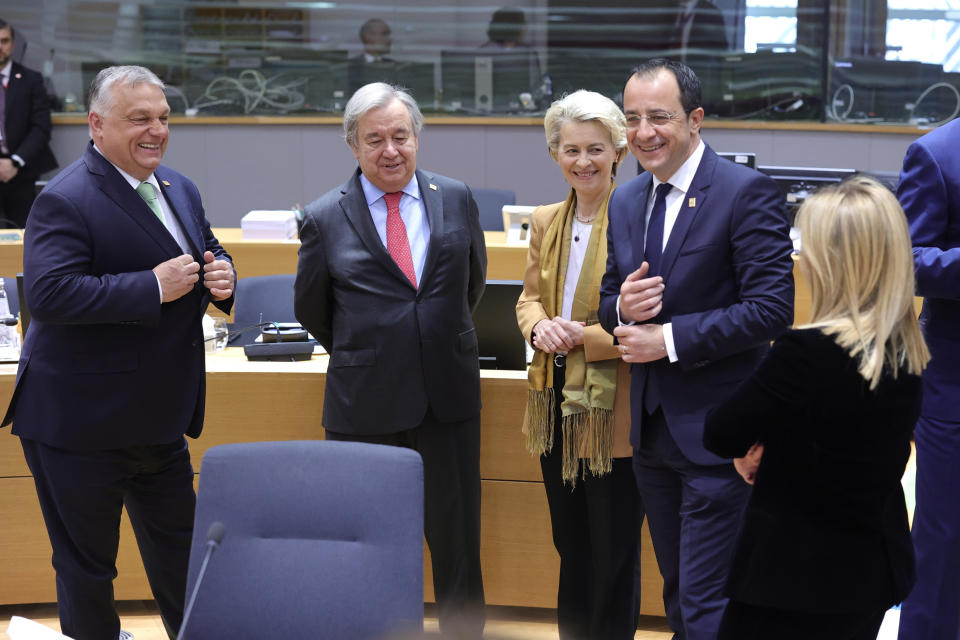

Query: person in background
[[895, 114, 960, 640], [598, 58, 794, 640], [2, 65, 235, 640], [516, 90, 642, 640], [704, 175, 928, 640], [294, 82, 486, 639], [0, 17, 58, 228], [347, 18, 396, 95]]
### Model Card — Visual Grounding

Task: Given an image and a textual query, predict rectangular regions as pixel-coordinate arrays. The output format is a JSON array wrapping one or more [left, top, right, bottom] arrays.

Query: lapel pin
[[162, 180, 171, 186], [14, 73, 21, 79], [688, 197, 696, 208], [429, 183, 438, 191]]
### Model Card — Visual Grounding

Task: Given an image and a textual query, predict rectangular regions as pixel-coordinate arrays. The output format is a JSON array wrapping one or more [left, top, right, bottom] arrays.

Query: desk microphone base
[[243, 342, 313, 362]]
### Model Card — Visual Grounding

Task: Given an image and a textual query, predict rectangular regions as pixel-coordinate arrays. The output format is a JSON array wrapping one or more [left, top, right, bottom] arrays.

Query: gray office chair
[[471, 187, 516, 231], [182, 441, 425, 640], [229, 274, 297, 345]]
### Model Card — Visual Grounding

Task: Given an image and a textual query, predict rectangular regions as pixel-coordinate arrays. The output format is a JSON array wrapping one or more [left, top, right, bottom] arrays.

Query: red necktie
[[383, 191, 417, 288]]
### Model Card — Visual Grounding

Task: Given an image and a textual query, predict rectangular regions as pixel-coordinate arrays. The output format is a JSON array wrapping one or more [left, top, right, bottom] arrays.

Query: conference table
[[0, 349, 666, 614]]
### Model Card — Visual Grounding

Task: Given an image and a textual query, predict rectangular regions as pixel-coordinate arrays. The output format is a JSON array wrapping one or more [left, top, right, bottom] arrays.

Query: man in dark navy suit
[[2, 65, 235, 640], [0, 18, 58, 227], [896, 117, 960, 640], [599, 59, 794, 639]]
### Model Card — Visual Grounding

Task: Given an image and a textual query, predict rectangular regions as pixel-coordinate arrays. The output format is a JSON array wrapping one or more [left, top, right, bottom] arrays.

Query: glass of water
[[213, 317, 229, 351]]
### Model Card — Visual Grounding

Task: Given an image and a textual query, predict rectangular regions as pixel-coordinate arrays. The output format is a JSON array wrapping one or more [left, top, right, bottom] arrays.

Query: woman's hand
[[532, 317, 585, 353]]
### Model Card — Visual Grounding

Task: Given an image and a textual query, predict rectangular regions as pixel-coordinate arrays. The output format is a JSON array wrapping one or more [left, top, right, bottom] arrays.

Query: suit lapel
[[339, 169, 415, 289], [155, 169, 202, 259], [661, 147, 716, 280], [631, 175, 653, 269], [83, 146, 182, 257], [418, 169, 443, 289]]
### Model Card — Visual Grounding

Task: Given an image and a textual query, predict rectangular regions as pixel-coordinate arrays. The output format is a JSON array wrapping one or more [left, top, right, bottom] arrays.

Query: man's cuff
[[154, 273, 163, 303], [10, 155, 24, 168], [663, 322, 678, 363], [616, 295, 636, 326]]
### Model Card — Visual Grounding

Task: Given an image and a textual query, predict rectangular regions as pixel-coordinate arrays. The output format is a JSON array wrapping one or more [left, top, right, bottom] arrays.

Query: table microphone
[[176, 521, 225, 640]]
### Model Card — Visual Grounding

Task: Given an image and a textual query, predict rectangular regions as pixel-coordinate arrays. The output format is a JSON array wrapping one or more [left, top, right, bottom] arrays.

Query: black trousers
[[20, 437, 196, 640], [0, 171, 39, 228], [717, 599, 887, 640], [326, 409, 485, 638], [540, 360, 643, 640]]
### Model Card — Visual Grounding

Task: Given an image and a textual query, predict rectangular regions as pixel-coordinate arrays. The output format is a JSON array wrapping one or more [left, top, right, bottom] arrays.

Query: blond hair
[[796, 175, 929, 389], [543, 90, 628, 173]]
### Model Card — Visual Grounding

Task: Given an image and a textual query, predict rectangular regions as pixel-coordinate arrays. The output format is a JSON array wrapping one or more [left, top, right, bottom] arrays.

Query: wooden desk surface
[[0, 352, 664, 614]]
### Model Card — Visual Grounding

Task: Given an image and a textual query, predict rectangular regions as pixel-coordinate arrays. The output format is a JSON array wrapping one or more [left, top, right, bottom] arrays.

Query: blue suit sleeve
[[898, 140, 960, 300], [23, 189, 159, 325]]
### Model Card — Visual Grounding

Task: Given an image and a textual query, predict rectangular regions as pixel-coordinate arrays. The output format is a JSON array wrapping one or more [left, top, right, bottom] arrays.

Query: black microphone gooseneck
[[176, 521, 225, 640]]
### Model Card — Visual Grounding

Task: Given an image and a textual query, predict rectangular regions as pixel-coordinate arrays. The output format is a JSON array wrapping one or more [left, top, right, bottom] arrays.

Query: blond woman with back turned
[[703, 175, 930, 640]]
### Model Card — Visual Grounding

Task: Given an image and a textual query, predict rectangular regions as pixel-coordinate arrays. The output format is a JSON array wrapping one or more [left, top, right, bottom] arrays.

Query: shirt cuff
[[10, 155, 23, 168], [154, 273, 163, 303], [616, 295, 636, 326], [663, 322, 678, 363]]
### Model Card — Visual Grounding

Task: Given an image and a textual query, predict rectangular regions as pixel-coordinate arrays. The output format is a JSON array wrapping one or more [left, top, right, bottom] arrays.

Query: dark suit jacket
[[598, 144, 794, 465], [703, 329, 920, 613], [3, 62, 57, 178], [2, 143, 234, 449], [898, 117, 960, 422], [294, 168, 487, 435]]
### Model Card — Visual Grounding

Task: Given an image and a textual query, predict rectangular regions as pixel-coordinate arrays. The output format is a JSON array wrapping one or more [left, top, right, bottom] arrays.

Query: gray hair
[[543, 90, 628, 171], [88, 65, 165, 114], [343, 82, 423, 148]]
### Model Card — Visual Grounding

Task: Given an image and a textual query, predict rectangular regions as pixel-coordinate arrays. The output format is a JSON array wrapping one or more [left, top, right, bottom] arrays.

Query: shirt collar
[[359, 171, 421, 207], [0, 61, 11, 81], [92, 143, 161, 193], [652, 138, 705, 195]]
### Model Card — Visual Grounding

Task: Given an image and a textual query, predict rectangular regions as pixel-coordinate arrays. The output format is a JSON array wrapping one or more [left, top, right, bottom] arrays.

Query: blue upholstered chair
[[229, 274, 297, 345], [470, 187, 516, 231], [182, 441, 425, 639]]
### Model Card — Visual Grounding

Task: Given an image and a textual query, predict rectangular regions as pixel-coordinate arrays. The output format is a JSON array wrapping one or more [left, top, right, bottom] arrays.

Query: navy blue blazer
[[599, 144, 794, 465], [2, 143, 234, 449], [898, 118, 960, 422], [294, 168, 487, 435]]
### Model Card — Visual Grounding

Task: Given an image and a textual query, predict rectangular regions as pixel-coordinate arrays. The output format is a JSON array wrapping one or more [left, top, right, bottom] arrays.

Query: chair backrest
[[183, 441, 425, 640], [231, 274, 297, 345], [470, 187, 516, 231]]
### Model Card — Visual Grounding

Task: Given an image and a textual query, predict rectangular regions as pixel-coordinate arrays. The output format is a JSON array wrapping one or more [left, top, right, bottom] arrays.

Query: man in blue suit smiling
[[2, 65, 235, 640], [599, 59, 793, 639]]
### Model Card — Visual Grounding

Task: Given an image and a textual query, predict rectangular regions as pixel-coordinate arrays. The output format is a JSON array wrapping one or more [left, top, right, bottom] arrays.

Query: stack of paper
[[241, 210, 299, 240]]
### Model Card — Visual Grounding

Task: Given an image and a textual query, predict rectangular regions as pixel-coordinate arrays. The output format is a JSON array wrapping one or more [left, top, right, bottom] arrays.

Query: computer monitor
[[758, 165, 857, 222], [441, 48, 539, 114], [472, 279, 527, 371]]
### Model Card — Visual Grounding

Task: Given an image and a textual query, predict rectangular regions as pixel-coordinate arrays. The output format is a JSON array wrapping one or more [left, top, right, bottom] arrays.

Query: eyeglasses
[[625, 112, 683, 128]]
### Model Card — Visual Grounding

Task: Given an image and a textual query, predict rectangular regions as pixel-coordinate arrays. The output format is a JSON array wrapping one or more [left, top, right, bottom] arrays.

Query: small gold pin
[[162, 180, 171, 186], [429, 183, 438, 191], [688, 197, 696, 208]]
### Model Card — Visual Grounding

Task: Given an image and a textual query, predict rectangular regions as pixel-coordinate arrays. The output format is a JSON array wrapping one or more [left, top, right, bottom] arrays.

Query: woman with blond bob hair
[[516, 90, 642, 639], [704, 175, 929, 640]]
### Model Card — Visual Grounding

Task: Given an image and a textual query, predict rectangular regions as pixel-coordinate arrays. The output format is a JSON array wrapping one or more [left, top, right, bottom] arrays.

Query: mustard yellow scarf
[[524, 184, 618, 485]]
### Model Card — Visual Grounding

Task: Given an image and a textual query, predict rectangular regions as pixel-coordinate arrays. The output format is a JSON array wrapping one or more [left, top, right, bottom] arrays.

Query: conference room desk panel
[[0, 352, 665, 615]]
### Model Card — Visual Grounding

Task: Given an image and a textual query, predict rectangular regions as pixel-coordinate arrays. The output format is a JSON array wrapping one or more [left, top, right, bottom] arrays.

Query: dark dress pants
[[20, 437, 196, 640], [718, 599, 887, 640], [540, 360, 643, 640], [0, 170, 39, 228], [633, 408, 749, 640], [898, 414, 960, 640], [326, 408, 485, 638]]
